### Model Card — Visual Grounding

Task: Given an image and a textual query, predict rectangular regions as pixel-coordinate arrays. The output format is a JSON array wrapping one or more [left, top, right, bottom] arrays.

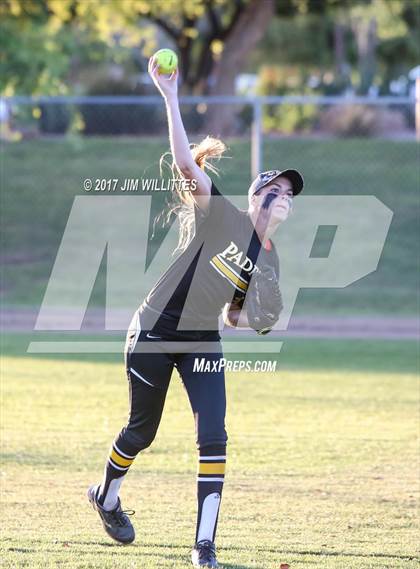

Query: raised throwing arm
[[148, 57, 211, 212]]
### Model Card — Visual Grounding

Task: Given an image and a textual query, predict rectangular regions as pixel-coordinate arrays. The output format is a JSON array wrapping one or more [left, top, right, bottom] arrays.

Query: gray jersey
[[141, 182, 280, 335]]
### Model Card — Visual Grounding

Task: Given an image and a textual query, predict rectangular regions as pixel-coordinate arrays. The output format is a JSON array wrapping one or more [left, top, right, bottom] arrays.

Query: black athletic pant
[[98, 309, 227, 541], [121, 309, 228, 453]]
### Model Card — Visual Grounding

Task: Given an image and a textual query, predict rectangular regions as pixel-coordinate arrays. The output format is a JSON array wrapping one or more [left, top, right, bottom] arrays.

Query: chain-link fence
[[1, 95, 416, 177], [1, 95, 418, 329]]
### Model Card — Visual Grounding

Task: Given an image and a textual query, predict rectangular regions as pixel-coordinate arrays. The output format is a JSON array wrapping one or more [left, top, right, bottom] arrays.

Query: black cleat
[[191, 540, 219, 568], [87, 484, 135, 544]]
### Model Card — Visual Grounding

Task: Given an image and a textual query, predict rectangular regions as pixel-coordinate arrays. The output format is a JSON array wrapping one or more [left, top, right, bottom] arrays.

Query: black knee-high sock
[[196, 444, 226, 544], [97, 434, 139, 510]]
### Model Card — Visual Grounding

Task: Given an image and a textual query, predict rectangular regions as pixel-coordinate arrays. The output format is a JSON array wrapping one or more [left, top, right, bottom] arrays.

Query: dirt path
[[1, 308, 418, 340]]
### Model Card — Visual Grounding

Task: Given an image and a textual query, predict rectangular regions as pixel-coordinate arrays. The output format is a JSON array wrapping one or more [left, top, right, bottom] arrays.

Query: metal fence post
[[251, 99, 262, 178], [416, 76, 420, 142]]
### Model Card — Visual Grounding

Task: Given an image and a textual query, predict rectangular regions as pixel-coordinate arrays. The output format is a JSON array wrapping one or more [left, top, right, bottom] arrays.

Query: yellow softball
[[154, 49, 178, 75]]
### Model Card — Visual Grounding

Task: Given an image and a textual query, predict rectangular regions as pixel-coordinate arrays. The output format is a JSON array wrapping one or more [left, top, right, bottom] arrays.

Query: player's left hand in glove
[[245, 265, 283, 335]]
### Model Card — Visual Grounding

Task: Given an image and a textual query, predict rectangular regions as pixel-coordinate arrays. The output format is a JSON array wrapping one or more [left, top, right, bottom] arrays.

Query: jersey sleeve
[[194, 181, 239, 231]]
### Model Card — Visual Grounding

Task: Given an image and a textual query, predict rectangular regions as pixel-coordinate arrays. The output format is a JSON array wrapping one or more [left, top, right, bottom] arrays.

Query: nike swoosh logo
[[146, 333, 162, 339]]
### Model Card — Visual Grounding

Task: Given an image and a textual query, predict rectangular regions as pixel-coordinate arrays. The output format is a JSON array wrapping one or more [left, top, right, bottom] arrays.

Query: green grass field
[[1, 339, 418, 569], [1, 135, 419, 568], [1, 137, 418, 315]]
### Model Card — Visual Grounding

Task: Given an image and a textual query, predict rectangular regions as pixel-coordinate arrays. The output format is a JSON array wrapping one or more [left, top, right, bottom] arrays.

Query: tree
[[255, 0, 419, 95], [1, 0, 276, 133], [0, 0, 113, 95], [2, 0, 417, 110], [138, 0, 275, 134]]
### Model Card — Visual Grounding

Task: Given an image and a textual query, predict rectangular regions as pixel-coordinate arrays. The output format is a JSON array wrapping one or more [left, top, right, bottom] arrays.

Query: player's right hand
[[148, 56, 178, 100]]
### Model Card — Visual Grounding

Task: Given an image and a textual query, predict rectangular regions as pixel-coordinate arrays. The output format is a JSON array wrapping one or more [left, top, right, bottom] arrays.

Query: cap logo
[[260, 170, 279, 183]]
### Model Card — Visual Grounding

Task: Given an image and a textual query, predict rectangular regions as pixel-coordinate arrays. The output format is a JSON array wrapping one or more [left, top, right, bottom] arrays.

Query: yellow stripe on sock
[[198, 462, 226, 475], [110, 449, 134, 467]]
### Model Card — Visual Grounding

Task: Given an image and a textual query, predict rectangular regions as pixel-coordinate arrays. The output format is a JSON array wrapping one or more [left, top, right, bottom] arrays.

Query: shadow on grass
[[58, 538, 420, 563], [219, 561, 264, 569], [253, 545, 417, 561], [6, 541, 417, 567], [59, 541, 263, 568], [6, 547, 36, 554]]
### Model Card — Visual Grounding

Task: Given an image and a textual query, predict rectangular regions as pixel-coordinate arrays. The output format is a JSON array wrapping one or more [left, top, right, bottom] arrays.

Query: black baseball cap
[[248, 169, 304, 200]]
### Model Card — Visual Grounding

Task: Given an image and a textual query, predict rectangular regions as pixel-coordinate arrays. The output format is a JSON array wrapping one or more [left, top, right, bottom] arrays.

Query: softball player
[[88, 57, 304, 568]]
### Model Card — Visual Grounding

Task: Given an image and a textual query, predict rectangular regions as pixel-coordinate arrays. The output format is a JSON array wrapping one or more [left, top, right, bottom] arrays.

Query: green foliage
[[2, 0, 418, 97], [263, 101, 318, 134], [257, 66, 319, 133], [253, 14, 333, 68], [274, 0, 366, 17], [0, 0, 131, 95], [255, 0, 419, 97], [0, 16, 70, 95]]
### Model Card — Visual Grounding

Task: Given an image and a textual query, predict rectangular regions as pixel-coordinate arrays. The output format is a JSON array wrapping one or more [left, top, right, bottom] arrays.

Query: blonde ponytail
[[157, 136, 227, 254]]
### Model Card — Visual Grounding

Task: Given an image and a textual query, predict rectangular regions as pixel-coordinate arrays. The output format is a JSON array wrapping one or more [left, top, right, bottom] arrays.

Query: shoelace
[[106, 508, 135, 527], [197, 540, 216, 561]]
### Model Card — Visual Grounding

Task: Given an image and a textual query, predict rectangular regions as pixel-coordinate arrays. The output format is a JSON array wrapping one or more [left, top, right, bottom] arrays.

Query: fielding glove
[[245, 265, 283, 335]]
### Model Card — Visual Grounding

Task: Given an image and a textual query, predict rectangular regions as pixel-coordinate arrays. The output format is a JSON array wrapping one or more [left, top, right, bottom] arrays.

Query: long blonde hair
[[157, 136, 227, 254]]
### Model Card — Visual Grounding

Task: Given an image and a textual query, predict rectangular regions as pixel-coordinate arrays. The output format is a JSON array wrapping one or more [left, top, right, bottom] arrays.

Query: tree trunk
[[334, 22, 345, 76], [205, 0, 275, 136], [352, 17, 377, 95]]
